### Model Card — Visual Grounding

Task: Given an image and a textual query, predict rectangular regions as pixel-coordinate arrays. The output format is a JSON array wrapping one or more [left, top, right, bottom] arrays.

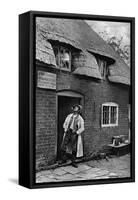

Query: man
[[60, 105, 84, 168]]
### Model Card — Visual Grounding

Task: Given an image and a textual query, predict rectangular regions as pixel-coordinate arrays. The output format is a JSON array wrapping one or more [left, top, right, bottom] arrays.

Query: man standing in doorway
[[60, 105, 84, 168]]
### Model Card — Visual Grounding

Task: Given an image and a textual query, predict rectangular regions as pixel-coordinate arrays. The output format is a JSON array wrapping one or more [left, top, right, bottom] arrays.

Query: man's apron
[[61, 114, 83, 157]]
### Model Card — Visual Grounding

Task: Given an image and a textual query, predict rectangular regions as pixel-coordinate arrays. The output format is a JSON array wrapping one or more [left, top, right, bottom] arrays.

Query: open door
[[57, 95, 81, 160]]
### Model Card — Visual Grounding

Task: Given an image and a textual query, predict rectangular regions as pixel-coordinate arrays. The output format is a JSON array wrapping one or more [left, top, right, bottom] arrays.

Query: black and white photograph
[[0, 0, 138, 197], [35, 15, 133, 184]]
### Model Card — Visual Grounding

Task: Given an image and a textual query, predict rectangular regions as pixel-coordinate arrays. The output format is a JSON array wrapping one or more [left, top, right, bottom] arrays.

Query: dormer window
[[53, 45, 71, 71], [96, 58, 107, 79]]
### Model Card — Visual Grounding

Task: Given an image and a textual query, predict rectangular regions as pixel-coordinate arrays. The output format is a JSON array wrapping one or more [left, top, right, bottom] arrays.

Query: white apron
[[63, 113, 84, 157]]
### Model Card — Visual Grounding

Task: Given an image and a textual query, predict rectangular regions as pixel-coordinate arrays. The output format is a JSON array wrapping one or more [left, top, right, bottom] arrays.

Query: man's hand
[[76, 131, 80, 135], [72, 130, 77, 135]]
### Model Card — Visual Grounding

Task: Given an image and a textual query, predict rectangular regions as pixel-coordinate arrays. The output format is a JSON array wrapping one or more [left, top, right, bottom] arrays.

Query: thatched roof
[[108, 59, 130, 85], [36, 25, 56, 66], [36, 17, 130, 85], [72, 52, 102, 79]]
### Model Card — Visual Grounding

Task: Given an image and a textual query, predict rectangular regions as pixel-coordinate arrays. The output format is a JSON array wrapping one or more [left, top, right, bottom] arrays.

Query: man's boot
[[71, 151, 78, 168]]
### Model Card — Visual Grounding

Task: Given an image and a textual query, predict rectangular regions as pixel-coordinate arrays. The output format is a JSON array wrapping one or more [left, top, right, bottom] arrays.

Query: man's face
[[73, 106, 79, 113]]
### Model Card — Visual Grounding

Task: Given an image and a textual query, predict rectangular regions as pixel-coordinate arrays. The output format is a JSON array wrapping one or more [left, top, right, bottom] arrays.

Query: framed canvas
[[19, 11, 135, 189]]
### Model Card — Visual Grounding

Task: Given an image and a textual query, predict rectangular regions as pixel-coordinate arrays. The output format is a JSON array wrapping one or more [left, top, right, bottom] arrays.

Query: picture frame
[[19, 11, 135, 189]]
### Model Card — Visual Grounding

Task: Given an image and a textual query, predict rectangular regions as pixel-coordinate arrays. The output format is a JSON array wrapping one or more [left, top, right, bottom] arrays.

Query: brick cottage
[[35, 17, 130, 170]]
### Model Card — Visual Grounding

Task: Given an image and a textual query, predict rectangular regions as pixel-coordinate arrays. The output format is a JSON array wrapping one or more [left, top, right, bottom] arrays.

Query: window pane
[[53, 46, 71, 70], [97, 59, 107, 78], [101, 62, 104, 77], [53, 46, 58, 56], [57, 47, 70, 69], [103, 106, 110, 124], [110, 106, 117, 124], [53, 46, 60, 66]]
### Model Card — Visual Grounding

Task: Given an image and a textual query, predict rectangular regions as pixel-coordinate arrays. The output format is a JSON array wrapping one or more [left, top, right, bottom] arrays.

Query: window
[[96, 58, 107, 79], [101, 102, 118, 127], [53, 46, 71, 71]]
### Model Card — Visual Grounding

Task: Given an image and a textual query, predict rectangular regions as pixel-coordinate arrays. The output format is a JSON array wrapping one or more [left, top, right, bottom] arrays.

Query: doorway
[[57, 95, 82, 160]]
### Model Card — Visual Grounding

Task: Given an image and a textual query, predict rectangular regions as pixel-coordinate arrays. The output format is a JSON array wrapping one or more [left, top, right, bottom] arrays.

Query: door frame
[[55, 90, 84, 159]]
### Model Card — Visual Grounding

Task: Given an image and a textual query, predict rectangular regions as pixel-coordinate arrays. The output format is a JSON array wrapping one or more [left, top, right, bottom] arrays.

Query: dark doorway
[[57, 96, 81, 160]]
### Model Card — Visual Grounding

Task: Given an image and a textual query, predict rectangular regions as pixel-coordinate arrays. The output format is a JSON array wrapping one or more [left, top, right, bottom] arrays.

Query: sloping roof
[[108, 59, 130, 85], [36, 25, 56, 66], [72, 52, 102, 79], [36, 17, 130, 85]]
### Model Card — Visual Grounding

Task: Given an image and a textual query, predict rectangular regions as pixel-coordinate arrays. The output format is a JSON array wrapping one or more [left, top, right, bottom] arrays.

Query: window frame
[[53, 45, 71, 72], [101, 102, 119, 127]]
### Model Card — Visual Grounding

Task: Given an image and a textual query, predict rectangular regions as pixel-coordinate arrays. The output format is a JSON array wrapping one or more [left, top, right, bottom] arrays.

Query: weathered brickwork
[[36, 87, 57, 169], [56, 70, 129, 156], [36, 66, 129, 169]]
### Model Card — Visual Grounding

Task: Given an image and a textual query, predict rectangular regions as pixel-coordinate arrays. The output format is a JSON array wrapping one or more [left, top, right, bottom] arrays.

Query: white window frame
[[101, 102, 119, 127]]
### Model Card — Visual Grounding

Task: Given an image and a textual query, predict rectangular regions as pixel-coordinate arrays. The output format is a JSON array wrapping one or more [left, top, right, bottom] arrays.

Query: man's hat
[[72, 104, 82, 113]]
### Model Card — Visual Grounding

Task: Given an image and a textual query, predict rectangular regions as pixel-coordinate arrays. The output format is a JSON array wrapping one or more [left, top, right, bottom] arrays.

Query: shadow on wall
[[8, 178, 18, 185]]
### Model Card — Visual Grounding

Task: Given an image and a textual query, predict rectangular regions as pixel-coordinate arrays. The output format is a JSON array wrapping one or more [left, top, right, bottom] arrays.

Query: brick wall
[[36, 87, 57, 169], [36, 66, 129, 169], [56, 70, 129, 156]]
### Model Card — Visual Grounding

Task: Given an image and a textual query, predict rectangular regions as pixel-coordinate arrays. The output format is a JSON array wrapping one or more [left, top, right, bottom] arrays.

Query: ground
[[36, 154, 130, 183]]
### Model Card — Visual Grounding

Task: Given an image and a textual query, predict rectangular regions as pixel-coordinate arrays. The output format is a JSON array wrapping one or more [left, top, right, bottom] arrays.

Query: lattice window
[[101, 102, 118, 127], [53, 46, 71, 71]]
